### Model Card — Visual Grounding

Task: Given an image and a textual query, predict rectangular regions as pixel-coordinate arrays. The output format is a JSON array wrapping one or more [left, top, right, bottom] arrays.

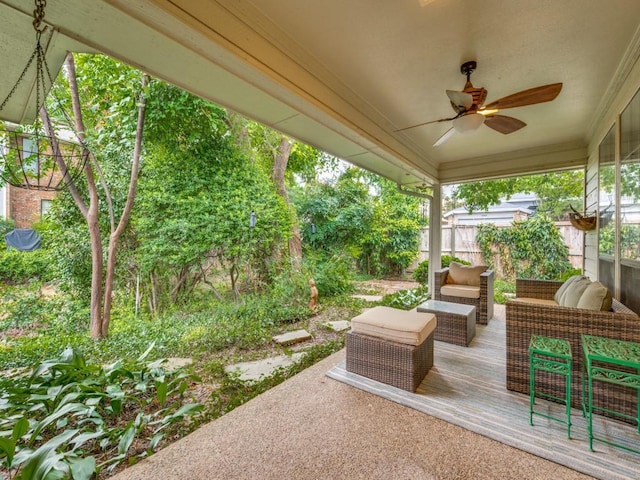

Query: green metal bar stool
[[529, 335, 572, 438]]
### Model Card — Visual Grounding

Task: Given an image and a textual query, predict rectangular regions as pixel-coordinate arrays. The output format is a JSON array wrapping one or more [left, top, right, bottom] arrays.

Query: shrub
[[493, 279, 516, 304], [308, 253, 354, 297], [412, 260, 429, 285], [0, 217, 15, 237], [379, 286, 430, 310], [559, 268, 582, 281], [0, 248, 52, 283], [412, 255, 470, 285]]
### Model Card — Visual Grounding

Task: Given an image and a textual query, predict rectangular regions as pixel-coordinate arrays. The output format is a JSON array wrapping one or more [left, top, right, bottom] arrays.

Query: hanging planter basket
[[0, 1, 89, 191], [0, 125, 89, 191], [568, 205, 597, 231]]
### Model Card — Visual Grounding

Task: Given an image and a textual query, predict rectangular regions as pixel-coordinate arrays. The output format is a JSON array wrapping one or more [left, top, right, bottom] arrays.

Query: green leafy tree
[[294, 168, 373, 258], [359, 176, 423, 275], [295, 167, 423, 276], [42, 53, 147, 339], [135, 84, 291, 308], [452, 171, 584, 218], [245, 122, 329, 269]]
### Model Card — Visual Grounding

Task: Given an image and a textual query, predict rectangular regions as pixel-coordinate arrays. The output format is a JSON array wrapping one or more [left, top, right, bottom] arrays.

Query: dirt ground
[[296, 278, 420, 348], [354, 278, 420, 295]]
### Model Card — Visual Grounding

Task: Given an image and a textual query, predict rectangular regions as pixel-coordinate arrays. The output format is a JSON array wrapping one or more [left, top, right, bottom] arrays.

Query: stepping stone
[[272, 329, 312, 346], [324, 320, 351, 332], [351, 294, 383, 302], [0, 367, 29, 379], [163, 357, 194, 370], [224, 353, 306, 383]]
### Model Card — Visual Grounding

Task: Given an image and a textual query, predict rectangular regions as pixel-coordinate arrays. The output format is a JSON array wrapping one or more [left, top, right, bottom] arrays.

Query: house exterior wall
[[7, 185, 56, 228], [584, 38, 640, 313], [584, 151, 599, 280]]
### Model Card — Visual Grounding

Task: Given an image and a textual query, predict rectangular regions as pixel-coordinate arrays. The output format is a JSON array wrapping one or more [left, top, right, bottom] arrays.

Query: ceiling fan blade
[[483, 83, 562, 110], [433, 127, 455, 146], [446, 90, 473, 110], [484, 115, 526, 134], [394, 115, 458, 132]]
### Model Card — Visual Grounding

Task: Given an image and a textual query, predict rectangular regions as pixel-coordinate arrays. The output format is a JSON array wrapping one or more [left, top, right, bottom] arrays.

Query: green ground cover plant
[[0, 346, 201, 479], [0, 267, 364, 479], [379, 287, 430, 310]]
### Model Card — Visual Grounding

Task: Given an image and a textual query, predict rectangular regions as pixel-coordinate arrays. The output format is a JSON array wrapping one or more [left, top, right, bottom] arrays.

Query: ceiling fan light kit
[[453, 113, 485, 133]]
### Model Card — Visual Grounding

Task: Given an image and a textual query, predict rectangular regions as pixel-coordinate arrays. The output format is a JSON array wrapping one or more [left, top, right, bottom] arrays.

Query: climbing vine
[[476, 216, 572, 281]]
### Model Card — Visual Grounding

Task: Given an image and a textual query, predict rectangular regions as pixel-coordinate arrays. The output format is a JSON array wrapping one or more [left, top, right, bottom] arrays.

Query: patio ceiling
[[2, 0, 640, 187]]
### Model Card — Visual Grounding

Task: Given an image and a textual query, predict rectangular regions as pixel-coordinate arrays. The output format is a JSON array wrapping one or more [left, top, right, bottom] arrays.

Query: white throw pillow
[[576, 281, 613, 311], [553, 275, 585, 304], [560, 277, 592, 307]]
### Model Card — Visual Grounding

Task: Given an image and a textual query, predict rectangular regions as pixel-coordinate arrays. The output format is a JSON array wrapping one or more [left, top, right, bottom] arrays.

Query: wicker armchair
[[506, 278, 640, 422], [434, 268, 494, 324]]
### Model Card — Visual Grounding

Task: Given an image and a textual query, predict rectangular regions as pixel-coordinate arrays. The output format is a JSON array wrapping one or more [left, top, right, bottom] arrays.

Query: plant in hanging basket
[[568, 205, 597, 231]]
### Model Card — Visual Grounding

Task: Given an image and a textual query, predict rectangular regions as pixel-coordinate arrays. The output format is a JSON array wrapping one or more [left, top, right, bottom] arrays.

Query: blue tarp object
[[5, 229, 41, 251]]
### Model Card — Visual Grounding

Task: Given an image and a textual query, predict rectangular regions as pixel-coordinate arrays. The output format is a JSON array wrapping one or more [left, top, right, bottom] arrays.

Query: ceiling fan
[[396, 61, 562, 146]]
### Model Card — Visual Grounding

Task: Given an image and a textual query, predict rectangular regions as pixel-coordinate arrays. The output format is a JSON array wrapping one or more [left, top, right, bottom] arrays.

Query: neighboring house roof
[[444, 200, 534, 219]]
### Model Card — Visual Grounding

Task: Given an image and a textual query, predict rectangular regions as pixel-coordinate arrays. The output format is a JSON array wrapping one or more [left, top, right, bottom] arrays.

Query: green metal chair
[[529, 335, 572, 438]]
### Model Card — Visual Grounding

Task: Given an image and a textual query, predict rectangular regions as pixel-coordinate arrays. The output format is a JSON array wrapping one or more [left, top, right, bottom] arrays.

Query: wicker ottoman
[[417, 300, 476, 347], [346, 306, 437, 392]]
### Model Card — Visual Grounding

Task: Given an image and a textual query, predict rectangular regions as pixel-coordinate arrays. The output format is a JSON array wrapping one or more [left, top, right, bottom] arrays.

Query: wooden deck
[[327, 305, 640, 480]]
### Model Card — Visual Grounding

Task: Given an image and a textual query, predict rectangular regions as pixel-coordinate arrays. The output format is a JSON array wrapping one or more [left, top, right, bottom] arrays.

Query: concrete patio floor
[[112, 312, 594, 480]]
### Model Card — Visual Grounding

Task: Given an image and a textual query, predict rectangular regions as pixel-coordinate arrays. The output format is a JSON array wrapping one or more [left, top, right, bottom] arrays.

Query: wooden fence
[[414, 221, 584, 271]]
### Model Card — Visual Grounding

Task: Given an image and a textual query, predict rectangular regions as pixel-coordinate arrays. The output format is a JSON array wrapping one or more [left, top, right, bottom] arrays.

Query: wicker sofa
[[506, 278, 640, 422], [434, 267, 494, 324]]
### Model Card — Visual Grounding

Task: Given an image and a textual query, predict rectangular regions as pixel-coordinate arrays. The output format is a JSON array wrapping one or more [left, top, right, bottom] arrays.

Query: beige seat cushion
[[560, 277, 592, 307], [512, 297, 559, 306], [446, 262, 488, 287], [440, 284, 481, 299], [576, 281, 613, 311], [553, 275, 585, 304], [351, 306, 436, 345]]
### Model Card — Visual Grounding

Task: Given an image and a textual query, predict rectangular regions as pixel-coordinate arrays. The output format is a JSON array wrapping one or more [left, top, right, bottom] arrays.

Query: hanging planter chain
[[0, 0, 90, 191]]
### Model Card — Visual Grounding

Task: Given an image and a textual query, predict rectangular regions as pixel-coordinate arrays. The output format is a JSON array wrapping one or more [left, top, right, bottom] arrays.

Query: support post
[[429, 184, 442, 295]]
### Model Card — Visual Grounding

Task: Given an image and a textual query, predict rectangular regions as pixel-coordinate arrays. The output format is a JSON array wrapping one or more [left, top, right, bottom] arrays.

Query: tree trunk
[[100, 74, 149, 337], [230, 264, 240, 303], [226, 110, 252, 155], [61, 54, 106, 340], [150, 271, 158, 314], [56, 54, 148, 339], [272, 136, 303, 268]]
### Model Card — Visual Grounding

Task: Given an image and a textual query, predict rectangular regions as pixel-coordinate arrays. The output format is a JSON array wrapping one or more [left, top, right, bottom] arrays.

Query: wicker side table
[[417, 300, 476, 346]]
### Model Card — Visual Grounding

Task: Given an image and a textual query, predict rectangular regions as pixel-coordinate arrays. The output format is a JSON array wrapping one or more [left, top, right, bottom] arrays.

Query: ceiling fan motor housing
[[465, 87, 487, 108], [459, 61, 486, 108]]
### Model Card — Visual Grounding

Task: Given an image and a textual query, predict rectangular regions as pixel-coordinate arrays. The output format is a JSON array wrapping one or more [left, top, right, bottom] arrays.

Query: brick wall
[[4, 132, 70, 228], [8, 185, 56, 228]]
